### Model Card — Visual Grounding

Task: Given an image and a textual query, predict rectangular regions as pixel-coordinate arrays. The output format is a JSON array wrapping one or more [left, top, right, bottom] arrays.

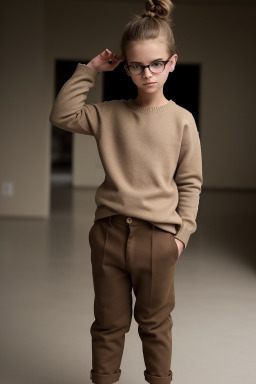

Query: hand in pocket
[[174, 238, 185, 257]]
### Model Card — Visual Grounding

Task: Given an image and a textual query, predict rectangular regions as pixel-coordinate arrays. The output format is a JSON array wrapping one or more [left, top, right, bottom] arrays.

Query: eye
[[151, 61, 162, 67], [131, 64, 142, 70]]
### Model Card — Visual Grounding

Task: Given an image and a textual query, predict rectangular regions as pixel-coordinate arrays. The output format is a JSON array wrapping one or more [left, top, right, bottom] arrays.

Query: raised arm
[[49, 49, 123, 135]]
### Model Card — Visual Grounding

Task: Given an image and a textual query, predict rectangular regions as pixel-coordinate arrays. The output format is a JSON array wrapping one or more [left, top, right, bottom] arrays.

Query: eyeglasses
[[124, 58, 171, 76]]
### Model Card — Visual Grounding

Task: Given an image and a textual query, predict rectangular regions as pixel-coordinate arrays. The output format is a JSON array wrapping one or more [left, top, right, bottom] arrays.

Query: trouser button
[[126, 217, 132, 224]]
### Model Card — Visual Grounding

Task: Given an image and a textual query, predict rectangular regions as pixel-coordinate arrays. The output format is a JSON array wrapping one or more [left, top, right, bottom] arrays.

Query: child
[[49, 0, 203, 383]]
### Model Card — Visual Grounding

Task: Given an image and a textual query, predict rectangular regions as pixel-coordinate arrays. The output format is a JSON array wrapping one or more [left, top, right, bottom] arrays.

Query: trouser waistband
[[101, 214, 154, 228]]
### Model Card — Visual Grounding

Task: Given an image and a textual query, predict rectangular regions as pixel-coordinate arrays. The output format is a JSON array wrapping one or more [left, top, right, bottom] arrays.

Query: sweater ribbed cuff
[[174, 227, 192, 249], [77, 62, 100, 76]]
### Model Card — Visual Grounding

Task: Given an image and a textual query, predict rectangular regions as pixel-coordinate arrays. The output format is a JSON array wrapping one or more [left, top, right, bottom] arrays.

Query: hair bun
[[141, 0, 174, 20]]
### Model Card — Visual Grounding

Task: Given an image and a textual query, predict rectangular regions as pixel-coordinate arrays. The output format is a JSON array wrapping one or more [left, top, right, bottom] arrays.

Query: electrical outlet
[[1, 182, 14, 197]]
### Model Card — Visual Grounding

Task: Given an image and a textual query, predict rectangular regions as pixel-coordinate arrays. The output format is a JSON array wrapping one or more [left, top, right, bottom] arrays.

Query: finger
[[108, 54, 117, 64], [108, 53, 123, 64], [106, 49, 113, 59], [108, 58, 122, 64], [99, 49, 111, 59]]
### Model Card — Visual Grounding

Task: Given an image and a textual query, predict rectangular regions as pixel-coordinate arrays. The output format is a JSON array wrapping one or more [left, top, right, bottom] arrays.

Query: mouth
[[143, 82, 156, 86]]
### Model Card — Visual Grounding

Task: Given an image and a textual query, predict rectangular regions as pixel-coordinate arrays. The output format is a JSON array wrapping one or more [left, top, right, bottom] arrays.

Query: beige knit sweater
[[49, 63, 203, 248]]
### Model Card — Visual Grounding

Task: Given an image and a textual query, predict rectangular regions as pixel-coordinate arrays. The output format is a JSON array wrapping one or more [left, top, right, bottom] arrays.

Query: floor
[[0, 177, 255, 384]]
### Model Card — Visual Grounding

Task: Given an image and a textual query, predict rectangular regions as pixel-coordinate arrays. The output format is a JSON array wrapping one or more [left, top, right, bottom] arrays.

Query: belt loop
[[108, 216, 112, 228]]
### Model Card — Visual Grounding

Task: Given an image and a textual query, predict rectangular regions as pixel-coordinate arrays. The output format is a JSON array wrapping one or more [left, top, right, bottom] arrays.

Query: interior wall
[[0, 0, 51, 217], [175, 5, 256, 189]]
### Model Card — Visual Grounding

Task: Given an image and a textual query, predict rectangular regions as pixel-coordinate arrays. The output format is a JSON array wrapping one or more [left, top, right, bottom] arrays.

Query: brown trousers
[[89, 214, 179, 384]]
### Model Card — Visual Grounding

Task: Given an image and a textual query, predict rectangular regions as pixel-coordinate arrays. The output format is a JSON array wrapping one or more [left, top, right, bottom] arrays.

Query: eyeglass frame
[[124, 57, 172, 76]]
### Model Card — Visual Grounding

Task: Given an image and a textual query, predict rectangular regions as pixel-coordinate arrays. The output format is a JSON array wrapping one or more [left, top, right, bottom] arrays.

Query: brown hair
[[120, 0, 177, 62]]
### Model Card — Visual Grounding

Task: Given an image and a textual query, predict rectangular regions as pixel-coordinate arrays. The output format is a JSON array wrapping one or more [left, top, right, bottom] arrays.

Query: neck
[[134, 90, 169, 107]]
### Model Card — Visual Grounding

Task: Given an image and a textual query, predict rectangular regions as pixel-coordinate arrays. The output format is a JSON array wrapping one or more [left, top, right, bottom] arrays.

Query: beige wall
[[1, 0, 255, 218], [0, 0, 51, 217], [175, 4, 256, 189]]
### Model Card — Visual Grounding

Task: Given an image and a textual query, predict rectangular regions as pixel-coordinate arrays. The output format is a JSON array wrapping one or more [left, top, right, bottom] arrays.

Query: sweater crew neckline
[[127, 99, 174, 113]]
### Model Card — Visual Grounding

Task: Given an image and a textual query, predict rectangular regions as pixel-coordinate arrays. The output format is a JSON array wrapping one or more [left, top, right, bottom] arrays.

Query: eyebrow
[[129, 58, 164, 64]]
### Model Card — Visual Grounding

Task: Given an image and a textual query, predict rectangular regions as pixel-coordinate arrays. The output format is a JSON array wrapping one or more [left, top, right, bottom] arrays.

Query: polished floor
[[0, 177, 255, 384]]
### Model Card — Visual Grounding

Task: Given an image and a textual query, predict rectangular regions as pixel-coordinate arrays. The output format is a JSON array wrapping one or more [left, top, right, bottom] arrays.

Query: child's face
[[124, 39, 177, 95]]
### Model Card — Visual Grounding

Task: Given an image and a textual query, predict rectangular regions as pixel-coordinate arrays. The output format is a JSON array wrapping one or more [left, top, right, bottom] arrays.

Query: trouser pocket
[[169, 232, 179, 260], [154, 226, 179, 261]]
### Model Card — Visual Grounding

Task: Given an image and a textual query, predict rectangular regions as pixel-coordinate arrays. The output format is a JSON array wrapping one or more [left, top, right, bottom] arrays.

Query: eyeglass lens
[[129, 62, 165, 75]]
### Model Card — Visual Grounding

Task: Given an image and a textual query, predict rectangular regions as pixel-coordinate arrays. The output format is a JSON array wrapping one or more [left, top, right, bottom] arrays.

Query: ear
[[169, 54, 178, 73]]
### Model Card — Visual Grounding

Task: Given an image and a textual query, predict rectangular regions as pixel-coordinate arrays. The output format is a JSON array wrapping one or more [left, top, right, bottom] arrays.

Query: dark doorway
[[51, 59, 90, 184], [103, 61, 201, 130], [51, 60, 74, 182]]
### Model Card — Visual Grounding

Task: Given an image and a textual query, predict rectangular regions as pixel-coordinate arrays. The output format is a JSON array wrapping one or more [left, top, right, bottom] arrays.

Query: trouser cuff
[[90, 369, 121, 384], [144, 369, 173, 384]]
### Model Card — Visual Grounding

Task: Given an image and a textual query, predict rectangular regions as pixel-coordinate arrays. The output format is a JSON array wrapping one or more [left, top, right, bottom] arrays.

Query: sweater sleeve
[[49, 63, 100, 136], [173, 112, 203, 248]]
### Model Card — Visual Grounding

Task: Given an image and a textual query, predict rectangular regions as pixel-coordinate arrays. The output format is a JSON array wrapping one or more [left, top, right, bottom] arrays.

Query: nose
[[143, 67, 152, 78]]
